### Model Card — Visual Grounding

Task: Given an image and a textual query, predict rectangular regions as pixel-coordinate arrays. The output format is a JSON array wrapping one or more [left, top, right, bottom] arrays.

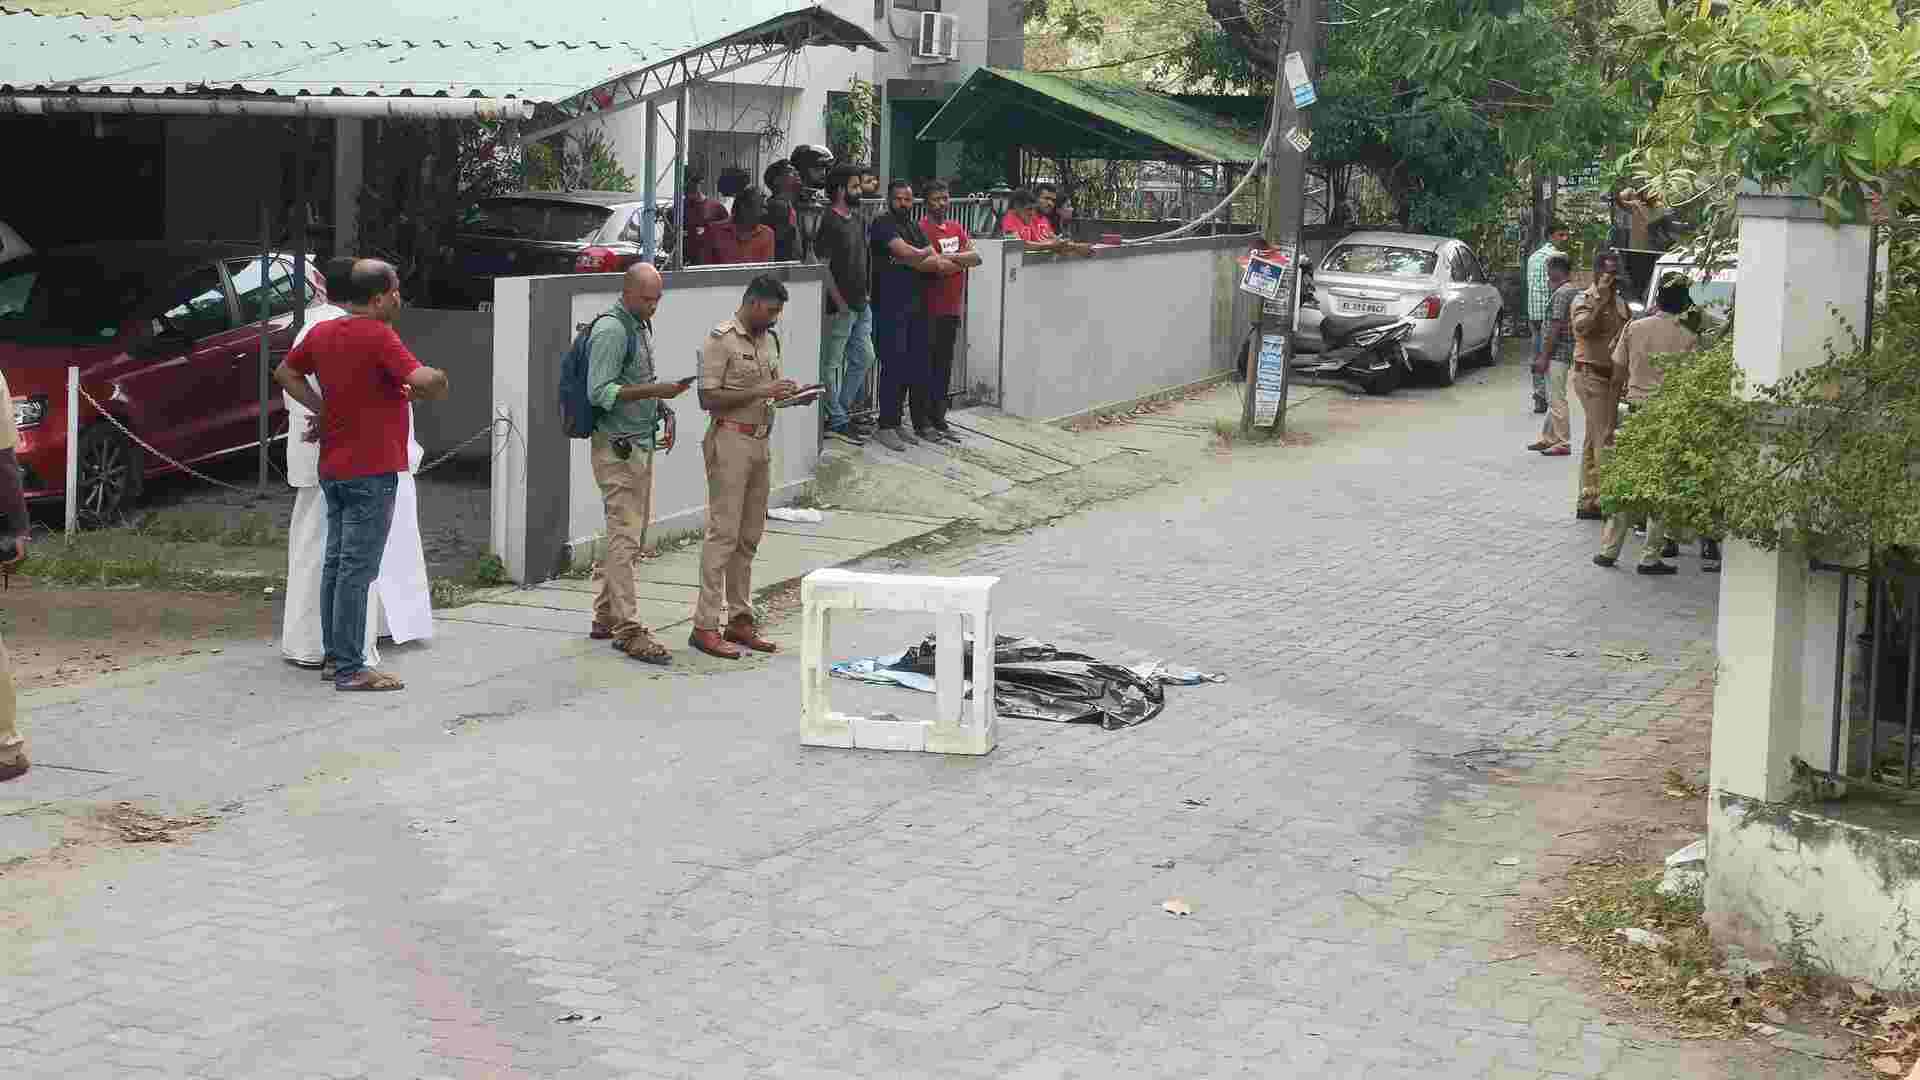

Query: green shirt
[[587, 304, 658, 444]]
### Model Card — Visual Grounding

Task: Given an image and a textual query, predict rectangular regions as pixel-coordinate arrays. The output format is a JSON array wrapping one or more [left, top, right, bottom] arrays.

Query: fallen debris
[[829, 635, 1225, 730], [1162, 897, 1192, 916], [1613, 927, 1672, 950]]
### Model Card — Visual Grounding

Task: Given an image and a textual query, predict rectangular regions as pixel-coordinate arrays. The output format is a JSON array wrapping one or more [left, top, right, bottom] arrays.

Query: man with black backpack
[[583, 263, 690, 664]]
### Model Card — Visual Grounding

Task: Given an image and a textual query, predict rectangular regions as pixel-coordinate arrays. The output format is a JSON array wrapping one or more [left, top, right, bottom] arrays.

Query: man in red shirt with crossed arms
[[920, 179, 982, 443], [276, 259, 449, 692]]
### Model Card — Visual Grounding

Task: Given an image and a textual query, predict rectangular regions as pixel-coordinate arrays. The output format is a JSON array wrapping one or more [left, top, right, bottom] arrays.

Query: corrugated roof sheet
[[918, 67, 1265, 165], [0, 1, 873, 101]]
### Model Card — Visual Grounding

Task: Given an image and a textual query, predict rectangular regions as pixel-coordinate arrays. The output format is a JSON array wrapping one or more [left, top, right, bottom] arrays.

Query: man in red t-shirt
[[1000, 188, 1059, 248], [921, 180, 982, 444], [276, 259, 449, 692]]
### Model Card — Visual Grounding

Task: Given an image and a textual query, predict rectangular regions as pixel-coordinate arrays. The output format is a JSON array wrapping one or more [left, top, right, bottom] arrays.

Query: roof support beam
[[523, 9, 876, 144]]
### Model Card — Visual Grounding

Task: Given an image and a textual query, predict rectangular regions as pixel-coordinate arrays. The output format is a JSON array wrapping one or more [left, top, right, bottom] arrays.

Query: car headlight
[[12, 395, 46, 429]]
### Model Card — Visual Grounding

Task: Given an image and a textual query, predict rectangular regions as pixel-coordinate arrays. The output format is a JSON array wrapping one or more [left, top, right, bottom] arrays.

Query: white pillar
[[1709, 195, 1873, 801], [332, 117, 364, 256]]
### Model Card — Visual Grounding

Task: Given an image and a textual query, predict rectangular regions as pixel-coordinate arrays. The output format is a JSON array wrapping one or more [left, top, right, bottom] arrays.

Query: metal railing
[[1810, 561, 1920, 789]]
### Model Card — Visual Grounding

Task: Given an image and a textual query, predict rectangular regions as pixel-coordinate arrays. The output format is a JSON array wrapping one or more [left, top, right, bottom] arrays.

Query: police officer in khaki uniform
[[0, 368, 32, 782], [1570, 250, 1632, 519], [690, 275, 800, 659]]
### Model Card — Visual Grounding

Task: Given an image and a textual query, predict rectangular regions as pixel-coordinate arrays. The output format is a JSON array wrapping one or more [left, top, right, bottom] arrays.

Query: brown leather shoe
[[689, 627, 743, 660], [589, 620, 614, 640], [724, 617, 778, 654], [0, 756, 29, 782]]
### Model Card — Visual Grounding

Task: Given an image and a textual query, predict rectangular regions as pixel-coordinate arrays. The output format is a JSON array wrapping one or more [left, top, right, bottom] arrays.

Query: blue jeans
[[820, 305, 875, 432], [320, 473, 398, 682]]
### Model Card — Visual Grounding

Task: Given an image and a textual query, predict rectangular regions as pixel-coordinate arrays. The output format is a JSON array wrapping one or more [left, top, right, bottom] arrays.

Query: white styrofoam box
[[800, 569, 999, 755]]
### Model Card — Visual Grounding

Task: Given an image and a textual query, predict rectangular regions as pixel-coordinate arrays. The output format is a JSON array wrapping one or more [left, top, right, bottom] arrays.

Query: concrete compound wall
[[489, 234, 1251, 583], [994, 233, 1245, 423], [491, 263, 824, 584], [393, 308, 494, 459], [1709, 794, 1920, 987]]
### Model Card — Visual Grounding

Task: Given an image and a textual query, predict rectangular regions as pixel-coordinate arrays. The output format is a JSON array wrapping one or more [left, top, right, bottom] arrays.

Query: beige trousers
[[1600, 510, 1670, 566], [1538, 360, 1570, 446], [589, 433, 656, 641], [0, 630, 23, 768], [1573, 368, 1618, 510], [694, 427, 771, 631]]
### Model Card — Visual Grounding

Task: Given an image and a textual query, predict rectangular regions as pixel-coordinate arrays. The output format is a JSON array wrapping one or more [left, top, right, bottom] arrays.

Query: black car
[[436, 191, 662, 308]]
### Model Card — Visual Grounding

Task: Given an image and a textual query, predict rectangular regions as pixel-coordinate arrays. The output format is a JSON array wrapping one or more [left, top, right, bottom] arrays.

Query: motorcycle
[[1293, 287, 1420, 395]]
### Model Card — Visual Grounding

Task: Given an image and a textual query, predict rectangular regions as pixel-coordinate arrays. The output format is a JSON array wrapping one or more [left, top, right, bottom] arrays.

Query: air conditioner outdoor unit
[[914, 11, 958, 60]]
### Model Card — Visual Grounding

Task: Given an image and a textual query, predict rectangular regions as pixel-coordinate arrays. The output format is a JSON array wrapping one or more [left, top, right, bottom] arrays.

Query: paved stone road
[[1, 363, 1842, 1079]]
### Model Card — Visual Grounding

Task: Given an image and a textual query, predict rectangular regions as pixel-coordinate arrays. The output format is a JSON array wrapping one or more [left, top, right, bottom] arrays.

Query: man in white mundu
[[280, 257, 434, 669]]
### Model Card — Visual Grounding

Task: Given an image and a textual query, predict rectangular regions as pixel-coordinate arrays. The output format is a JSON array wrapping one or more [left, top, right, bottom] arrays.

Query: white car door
[[1456, 244, 1498, 347], [1441, 245, 1477, 345]]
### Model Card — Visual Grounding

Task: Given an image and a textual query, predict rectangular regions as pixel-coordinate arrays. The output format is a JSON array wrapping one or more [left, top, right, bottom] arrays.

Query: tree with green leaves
[[1599, 0, 1920, 568]]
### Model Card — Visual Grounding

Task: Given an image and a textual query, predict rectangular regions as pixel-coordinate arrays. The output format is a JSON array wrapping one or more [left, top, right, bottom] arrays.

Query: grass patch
[[430, 551, 515, 609], [1533, 852, 1813, 1036], [18, 532, 277, 592], [134, 510, 284, 548]]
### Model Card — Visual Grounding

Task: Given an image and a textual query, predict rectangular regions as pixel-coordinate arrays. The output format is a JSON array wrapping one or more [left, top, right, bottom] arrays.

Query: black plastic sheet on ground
[[886, 636, 1201, 730]]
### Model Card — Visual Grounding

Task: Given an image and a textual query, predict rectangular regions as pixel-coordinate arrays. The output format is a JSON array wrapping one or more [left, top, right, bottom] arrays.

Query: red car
[[0, 244, 328, 521]]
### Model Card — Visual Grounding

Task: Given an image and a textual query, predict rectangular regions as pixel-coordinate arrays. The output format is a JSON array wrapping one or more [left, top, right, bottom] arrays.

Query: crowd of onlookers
[[1521, 219, 1721, 576]]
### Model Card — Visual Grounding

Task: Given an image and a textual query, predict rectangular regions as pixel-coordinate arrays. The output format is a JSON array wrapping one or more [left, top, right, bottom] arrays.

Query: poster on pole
[[1284, 51, 1317, 108], [1238, 242, 1297, 302], [1252, 332, 1289, 425]]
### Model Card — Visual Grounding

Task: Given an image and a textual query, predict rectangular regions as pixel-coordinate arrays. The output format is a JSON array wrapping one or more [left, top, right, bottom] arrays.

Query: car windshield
[[0, 256, 160, 344], [466, 199, 613, 243], [1322, 244, 1438, 278]]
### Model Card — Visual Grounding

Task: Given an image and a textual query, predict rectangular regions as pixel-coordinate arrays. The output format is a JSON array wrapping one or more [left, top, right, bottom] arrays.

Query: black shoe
[[1576, 508, 1604, 521], [1700, 539, 1722, 562], [1661, 540, 1680, 559], [1636, 561, 1679, 575], [1593, 554, 1617, 568]]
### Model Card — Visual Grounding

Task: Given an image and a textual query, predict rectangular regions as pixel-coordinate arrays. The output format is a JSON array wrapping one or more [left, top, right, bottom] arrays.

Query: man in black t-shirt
[[866, 179, 956, 452], [814, 166, 875, 445]]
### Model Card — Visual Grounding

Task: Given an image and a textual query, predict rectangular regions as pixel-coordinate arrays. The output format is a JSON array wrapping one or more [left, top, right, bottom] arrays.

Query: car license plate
[[1339, 300, 1389, 315]]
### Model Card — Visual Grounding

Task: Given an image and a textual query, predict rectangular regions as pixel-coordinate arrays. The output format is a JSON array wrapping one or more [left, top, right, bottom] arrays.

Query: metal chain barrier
[[74, 383, 512, 496]]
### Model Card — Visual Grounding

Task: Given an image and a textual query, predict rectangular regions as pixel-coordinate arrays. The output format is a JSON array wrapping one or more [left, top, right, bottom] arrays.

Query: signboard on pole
[[1252, 332, 1289, 425], [1284, 51, 1317, 108]]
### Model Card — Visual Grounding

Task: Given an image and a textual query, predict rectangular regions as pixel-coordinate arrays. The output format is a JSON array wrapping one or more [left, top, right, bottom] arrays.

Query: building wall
[[164, 117, 282, 245]]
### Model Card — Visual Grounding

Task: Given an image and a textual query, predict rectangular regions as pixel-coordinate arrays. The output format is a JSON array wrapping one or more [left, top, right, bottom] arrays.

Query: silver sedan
[[1293, 231, 1505, 386]]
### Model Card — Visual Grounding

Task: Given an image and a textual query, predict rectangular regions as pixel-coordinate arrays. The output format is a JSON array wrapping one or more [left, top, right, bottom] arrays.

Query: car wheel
[[1433, 332, 1460, 387], [75, 421, 142, 527], [1477, 312, 1503, 366]]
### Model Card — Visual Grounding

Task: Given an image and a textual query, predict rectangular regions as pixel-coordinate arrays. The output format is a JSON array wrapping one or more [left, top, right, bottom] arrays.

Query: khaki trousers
[[589, 433, 656, 640], [1573, 368, 1618, 510], [694, 427, 770, 631], [1538, 360, 1570, 446], [1601, 508, 1669, 566], [0, 630, 23, 768]]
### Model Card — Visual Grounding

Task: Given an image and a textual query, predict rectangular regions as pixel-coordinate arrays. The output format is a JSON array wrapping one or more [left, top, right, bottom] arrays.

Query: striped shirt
[[1526, 242, 1564, 322]]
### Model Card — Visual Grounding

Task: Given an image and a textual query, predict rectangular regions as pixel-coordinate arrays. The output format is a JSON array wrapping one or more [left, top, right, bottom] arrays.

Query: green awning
[[916, 67, 1264, 165]]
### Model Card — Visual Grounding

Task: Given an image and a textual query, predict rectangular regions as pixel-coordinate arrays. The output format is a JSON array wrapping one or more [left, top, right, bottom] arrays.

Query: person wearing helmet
[[764, 160, 802, 262]]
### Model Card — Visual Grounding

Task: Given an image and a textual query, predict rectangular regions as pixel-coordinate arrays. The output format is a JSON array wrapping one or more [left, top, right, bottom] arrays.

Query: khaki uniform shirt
[[0, 370, 16, 452], [698, 318, 782, 429], [1612, 311, 1698, 405], [1569, 286, 1630, 371]]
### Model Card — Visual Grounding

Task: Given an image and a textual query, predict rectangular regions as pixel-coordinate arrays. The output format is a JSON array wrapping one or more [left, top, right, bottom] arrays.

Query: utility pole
[[1241, 0, 1319, 438]]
